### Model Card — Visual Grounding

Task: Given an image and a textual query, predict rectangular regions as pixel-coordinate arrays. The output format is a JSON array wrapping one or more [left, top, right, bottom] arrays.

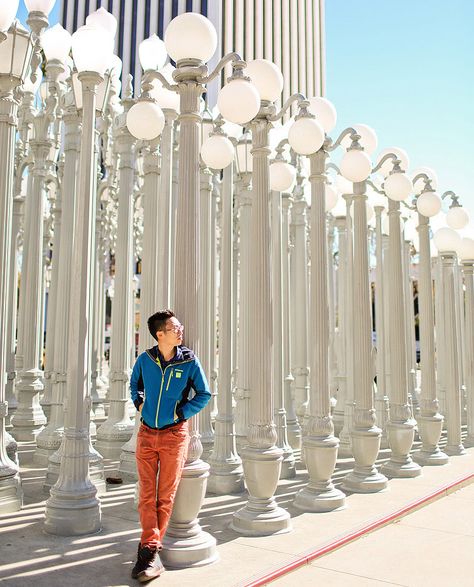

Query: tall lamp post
[[0, 15, 34, 514], [44, 23, 114, 536], [129, 12, 259, 564]]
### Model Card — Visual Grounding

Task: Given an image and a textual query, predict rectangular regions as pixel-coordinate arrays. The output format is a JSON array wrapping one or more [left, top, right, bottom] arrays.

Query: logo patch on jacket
[[175, 369, 183, 379]]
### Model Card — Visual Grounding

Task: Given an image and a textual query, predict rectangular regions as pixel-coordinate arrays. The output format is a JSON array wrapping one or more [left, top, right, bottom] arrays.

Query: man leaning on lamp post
[[130, 309, 211, 582]]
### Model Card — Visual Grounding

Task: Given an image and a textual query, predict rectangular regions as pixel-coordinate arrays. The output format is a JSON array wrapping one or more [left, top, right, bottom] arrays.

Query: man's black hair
[[147, 310, 175, 341]]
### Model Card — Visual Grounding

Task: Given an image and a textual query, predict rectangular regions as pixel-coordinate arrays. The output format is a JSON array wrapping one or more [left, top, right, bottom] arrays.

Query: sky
[[325, 0, 474, 217], [16, 0, 473, 219]]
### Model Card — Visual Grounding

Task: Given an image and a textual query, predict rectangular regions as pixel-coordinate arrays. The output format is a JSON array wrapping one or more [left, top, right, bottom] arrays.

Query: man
[[130, 309, 211, 582]]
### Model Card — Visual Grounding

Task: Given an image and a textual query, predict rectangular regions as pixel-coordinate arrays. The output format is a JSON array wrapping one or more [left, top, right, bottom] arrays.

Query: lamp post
[[44, 22, 114, 536], [433, 226, 466, 456], [130, 12, 259, 563], [410, 178, 448, 465], [11, 7, 55, 442], [380, 157, 422, 478], [458, 237, 474, 446], [0, 16, 33, 514], [232, 63, 315, 533], [331, 134, 388, 493]]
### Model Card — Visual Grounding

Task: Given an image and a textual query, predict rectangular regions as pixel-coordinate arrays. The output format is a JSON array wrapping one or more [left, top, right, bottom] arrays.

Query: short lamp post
[[458, 237, 474, 446], [0, 16, 34, 514], [44, 23, 114, 536], [433, 226, 466, 456]]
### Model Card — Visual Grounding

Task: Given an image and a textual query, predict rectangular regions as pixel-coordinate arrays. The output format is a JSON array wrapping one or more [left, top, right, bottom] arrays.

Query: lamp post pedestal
[[462, 261, 474, 447]]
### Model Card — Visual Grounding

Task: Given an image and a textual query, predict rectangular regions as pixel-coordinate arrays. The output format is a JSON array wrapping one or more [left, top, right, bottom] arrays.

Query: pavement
[[1, 436, 474, 587]]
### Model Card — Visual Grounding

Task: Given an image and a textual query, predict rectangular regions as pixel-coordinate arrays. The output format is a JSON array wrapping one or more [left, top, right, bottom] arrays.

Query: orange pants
[[136, 421, 189, 549]]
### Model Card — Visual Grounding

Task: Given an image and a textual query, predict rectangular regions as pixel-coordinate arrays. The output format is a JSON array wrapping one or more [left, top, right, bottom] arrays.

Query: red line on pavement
[[242, 472, 474, 587]]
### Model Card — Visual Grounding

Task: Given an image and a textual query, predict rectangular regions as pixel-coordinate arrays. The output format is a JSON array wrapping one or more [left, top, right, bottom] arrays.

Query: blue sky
[[17, 0, 473, 216], [325, 0, 474, 215]]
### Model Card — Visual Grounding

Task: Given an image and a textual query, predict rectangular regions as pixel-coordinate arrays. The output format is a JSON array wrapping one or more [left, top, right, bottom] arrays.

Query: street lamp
[[433, 225, 466, 456], [127, 12, 259, 565], [44, 21, 114, 536], [0, 17, 34, 514], [410, 174, 448, 465]]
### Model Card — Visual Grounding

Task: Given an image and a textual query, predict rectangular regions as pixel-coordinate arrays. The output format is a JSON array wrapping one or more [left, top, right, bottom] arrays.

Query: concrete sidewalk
[[1, 440, 473, 587]]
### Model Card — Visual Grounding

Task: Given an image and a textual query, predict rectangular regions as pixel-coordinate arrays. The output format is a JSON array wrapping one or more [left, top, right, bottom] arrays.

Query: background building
[[61, 0, 325, 102]]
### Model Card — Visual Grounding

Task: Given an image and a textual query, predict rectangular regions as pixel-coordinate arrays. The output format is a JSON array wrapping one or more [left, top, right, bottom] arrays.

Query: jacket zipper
[[166, 369, 173, 391], [144, 352, 193, 428]]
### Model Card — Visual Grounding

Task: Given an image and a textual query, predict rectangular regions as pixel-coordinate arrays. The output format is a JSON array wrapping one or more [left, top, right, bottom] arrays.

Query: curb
[[241, 472, 474, 586]]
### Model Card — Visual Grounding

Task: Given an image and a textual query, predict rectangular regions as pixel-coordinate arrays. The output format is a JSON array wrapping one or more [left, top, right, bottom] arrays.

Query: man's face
[[158, 317, 184, 345]]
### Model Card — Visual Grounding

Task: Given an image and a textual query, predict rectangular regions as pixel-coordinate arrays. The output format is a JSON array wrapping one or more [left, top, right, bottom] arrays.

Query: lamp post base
[[382, 418, 422, 478], [342, 427, 388, 493], [294, 434, 346, 512], [160, 458, 218, 567], [0, 473, 22, 514], [44, 486, 101, 536], [118, 416, 139, 481], [415, 414, 448, 465], [44, 443, 106, 494], [5, 431, 18, 465], [232, 445, 291, 536], [445, 443, 467, 456], [207, 458, 245, 496]]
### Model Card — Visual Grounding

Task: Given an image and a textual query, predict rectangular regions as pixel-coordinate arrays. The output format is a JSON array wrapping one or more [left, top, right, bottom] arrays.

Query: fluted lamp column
[[0, 16, 34, 513], [412, 178, 448, 465], [381, 158, 422, 478], [95, 91, 137, 458], [207, 150, 244, 495], [44, 24, 114, 536]]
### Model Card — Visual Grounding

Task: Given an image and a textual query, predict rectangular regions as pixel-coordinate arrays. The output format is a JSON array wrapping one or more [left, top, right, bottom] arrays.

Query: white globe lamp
[[416, 191, 441, 218], [325, 184, 338, 212], [217, 78, 260, 125], [307, 96, 337, 133], [0, 0, 19, 32], [126, 100, 165, 140], [384, 172, 413, 202], [446, 206, 470, 230], [150, 79, 179, 111], [86, 7, 117, 38], [200, 134, 234, 169], [433, 227, 461, 253], [340, 150, 372, 182], [411, 166, 438, 194], [25, 0, 55, 14], [164, 13, 217, 63], [245, 59, 283, 102], [269, 161, 296, 192], [288, 117, 325, 155], [342, 123, 378, 154], [72, 25, 114, 75], [139, 34, 167, 71]]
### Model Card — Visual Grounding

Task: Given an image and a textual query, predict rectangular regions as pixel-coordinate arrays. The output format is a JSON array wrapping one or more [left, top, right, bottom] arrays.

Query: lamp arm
[[202, 52, 245, 84], [441, 190, 460, 207], [326, 162, 341, 174], [141, 70, 178, 94], [371, 153, 398, 174], [366, 179, 385, 195], [327, 127, 358, 152], [268, 93, 307, 122]]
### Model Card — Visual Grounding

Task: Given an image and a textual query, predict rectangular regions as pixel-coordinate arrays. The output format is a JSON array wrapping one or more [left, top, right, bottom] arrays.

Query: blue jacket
[[130, 344, 211, 430]]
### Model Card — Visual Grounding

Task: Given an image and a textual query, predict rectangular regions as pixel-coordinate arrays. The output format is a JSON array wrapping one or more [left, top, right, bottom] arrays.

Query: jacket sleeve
[[130, 355, 144, 411], [178, 357, 211, 421]]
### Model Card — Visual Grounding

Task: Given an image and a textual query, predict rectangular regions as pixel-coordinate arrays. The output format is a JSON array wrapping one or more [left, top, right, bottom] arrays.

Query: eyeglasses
[[166, 323, 184, 334]]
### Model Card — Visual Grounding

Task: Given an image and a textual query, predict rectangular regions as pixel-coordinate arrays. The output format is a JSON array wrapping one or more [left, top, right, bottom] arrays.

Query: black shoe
[[131, 544, 164, 582]]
